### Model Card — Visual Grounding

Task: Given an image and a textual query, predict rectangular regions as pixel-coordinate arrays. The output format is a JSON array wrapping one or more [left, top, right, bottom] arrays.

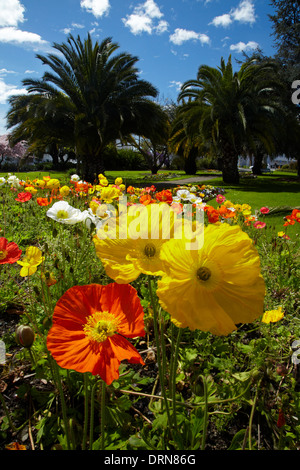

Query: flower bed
[[0, 173, 299, 451]]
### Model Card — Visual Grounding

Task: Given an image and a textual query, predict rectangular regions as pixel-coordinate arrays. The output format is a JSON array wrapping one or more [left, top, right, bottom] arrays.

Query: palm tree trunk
[[184, 148, 197, 175], [252, 151, 264, 175], [82, 153, 105, 183], [222, 146, 239, 184]]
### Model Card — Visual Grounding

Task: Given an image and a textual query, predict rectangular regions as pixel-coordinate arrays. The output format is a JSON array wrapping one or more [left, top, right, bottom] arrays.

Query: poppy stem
[[148, 276, 174, 438], [89, 380, 98, 450], [200, 375, 209, 450], [82, 373, 89, 450], [52, 359, 72, 450], [100, 380, 106, 450], [171, 326, 182, 431]]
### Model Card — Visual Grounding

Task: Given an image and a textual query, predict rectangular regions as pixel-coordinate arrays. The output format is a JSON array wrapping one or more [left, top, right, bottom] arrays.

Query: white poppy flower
[[46, 201, 86, 224], [176, 189, 191, 201]]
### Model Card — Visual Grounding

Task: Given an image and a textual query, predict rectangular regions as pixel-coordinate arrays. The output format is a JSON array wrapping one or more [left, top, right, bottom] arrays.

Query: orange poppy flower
[[218, 206, 235, 219], [0, 237, 22, 264], [47, 283, 145, 385], [5, 442, 27, 450], [37, 197, 53, 206], [139, 194, 153, 205], [127, 185, 135, 194], [283, 215, 295, 226], [155, 190, 173, 204], [204, 206, 219, 223], [291, 209, 300, 223]]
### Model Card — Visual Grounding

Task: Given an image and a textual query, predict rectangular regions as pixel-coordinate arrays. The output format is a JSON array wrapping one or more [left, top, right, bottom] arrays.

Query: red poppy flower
[[0, 237, 22, 264], [15, 192, 32, 202], [47, 283, 145, 384]]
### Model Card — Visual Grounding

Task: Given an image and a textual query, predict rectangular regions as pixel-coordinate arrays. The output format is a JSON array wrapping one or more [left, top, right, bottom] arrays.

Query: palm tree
[[176, 56, 283, 184], [7, 34, 163, 182], [7, 92, 75, 168]]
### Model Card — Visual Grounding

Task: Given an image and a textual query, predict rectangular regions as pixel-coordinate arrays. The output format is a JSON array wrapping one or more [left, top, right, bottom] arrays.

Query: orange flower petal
[[47, 283, 145, 384]]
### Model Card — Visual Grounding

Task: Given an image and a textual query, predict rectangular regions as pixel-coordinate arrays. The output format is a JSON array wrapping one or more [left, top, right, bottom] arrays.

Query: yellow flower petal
[[157, 224, 265, 336]]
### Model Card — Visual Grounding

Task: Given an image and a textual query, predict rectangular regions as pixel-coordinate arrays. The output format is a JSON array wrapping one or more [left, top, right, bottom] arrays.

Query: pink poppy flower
[[260, 207, 269, 215], [216, 195, 226, 204], [253, 221, 266, 229]]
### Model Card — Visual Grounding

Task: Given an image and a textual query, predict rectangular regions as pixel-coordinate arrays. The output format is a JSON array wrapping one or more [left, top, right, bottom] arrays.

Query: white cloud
[[169, 28, 210, 46], [211, 0, 256, 28], [61, 22, 85, 35], [155, 20, 168, 35], [122, 0, 168, 35], [169, 80, 182, 91], [71, 23, 85, 29], [62, 27, 72, 35], [80, 0, 110, 18], [0, 27, 48, 46], [139, 0, 163, 19], [231, 0, 256, 24], [0, 68, 17, 76], [0, 0, 25, 27], [0, 78, 27, 104], [123, 13, 152, 35], [211, 14, 232, 28], [230, 40, 259, 53]]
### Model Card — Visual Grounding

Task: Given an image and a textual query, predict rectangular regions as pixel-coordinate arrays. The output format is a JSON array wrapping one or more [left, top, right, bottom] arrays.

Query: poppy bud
[[277, 409, 286, 428], [276, 364, 288, 376], [15, 325, 35, 348]]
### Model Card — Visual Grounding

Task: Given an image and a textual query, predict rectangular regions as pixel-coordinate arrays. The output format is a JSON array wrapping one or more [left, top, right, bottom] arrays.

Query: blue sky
[[0, 0, 277, 135]]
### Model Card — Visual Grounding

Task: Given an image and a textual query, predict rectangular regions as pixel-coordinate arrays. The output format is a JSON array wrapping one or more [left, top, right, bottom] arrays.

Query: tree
[[7, 34, 163, 182], [176, 56, 283, 184], [269, 1, 300, 176], [269, 0, 300, 79], [7, 93, 75, 169], [125, 101, 171, 174]]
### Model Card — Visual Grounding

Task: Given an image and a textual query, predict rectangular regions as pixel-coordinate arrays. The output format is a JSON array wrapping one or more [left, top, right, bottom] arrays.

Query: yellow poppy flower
[[115, 177, 123, 186], [46, 178, 60, 189], [261, 307, 284, 324], [99, 186, 121, 203], [156, 223, 265, 336], [25, 186, 37, 195], [93, 203, 176, 283], [17, 246, 45, 277], [35, 179, 46, 188], [59, 185, 70, 196]]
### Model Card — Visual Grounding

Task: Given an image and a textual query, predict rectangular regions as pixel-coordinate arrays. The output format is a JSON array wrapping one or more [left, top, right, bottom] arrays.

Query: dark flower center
[[197, 266, 211, 281], [144, 243, 157, 258]]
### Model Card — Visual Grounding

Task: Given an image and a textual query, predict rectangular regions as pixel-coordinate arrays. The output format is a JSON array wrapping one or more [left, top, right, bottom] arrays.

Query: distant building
[[239, 154, 297, 168]]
